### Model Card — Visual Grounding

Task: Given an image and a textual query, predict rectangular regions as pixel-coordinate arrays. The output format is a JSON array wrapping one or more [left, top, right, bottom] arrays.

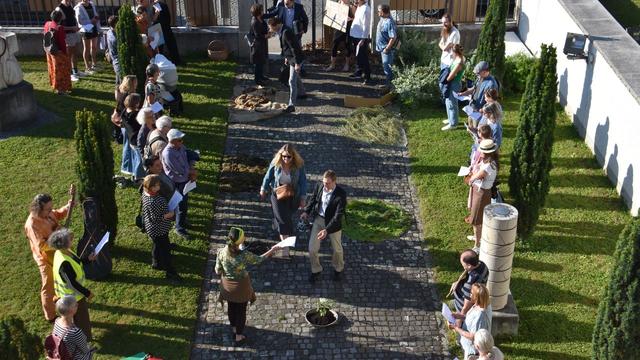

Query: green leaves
[[473, 0, 509, 82], [343, 199, 412, 243], [116, 5, 148, 93]]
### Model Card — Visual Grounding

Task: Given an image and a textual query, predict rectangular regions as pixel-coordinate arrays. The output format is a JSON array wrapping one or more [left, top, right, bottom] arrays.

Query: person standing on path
[[301, 170, 347, 283], [375, 4, 397, 93], [250, 3, 270, 86], [260, 144, 307, 258], [25, 190, 74, 322], [349, 0, 372, 85], [215, 227, 281, 346], [326, 0, 355, 72], [268, 17, 307, 113]]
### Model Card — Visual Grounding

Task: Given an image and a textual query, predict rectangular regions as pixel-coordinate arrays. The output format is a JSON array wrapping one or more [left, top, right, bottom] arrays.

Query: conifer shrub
[[116, 4, 148, 93], [508, 44, 558, 238], [472, 0, 509, 82], [0, 316, 43, 360], [75, 109, 118, 243]]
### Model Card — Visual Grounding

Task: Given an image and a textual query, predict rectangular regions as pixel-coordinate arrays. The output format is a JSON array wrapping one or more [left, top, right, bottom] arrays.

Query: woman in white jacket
[[74, 0, 101, 74]]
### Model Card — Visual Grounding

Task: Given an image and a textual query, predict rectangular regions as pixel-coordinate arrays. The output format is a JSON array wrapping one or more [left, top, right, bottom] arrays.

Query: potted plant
[[305, 298, 339, 328]]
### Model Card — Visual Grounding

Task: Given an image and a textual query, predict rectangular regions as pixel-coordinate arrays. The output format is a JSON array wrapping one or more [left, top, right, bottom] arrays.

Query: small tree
[[508, 43, 557, 238], [116, 4, 148, 93], [592, 218, 640, 360], [75, 109, 118, 243], [0, 316, 43, 360], [472, 0, 509, 82]]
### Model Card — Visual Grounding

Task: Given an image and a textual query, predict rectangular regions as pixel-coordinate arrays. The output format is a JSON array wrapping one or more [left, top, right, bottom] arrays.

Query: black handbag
[[135, 199, 145, 233]]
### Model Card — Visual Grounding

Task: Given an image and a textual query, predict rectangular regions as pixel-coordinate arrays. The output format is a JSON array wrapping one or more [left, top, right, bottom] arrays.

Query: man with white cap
[[161, 128, 196, 239]]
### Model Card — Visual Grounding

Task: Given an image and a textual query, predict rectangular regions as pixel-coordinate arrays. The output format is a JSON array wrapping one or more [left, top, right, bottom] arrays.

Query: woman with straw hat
[[215, 227, 281, 346]]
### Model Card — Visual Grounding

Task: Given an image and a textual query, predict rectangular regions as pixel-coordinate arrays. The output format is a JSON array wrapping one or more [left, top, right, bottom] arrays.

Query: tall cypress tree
[[75, 109, 118, 243], [472, 0, 509, 82], [592, 218, 640, 359], [508, 44, 558, 238], [116, 4, 148, 94]]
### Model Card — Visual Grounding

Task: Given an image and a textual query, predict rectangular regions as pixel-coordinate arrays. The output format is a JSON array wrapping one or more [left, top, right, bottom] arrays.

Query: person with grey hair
[[48, 229, 95, 340], [469, 329, 504, 359], [136, 106, 155, 150], [52, 295, 96, 359], [144, 115, 172, 161]]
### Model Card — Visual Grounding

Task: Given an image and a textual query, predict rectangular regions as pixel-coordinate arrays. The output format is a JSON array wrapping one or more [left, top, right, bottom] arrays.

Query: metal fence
[[0, 0, 239, 27], [390, 0, 518, 25]]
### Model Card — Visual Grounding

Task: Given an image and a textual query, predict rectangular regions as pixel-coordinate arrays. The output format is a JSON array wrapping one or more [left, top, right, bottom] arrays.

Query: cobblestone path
[[191, 63, 449, 359]]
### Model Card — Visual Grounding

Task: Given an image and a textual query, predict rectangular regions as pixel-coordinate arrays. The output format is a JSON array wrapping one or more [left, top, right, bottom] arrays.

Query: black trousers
[[228, 301, 248, 335], [352, 38, 371, 79], [270, 193, 295, 236], [331, 30, 351, 57], [151, 233, 176, 275], [255, 62, 264, 82]]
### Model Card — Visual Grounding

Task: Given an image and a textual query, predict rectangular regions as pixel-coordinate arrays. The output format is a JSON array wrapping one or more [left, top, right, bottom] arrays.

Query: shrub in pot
[[305, 298, 338, 327]]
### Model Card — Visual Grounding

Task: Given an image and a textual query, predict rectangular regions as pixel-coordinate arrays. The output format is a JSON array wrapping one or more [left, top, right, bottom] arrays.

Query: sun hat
[[227, 227, 246, 246], [473, 61, 489, 74], [478, 139, 497, 153], [167, 128, 185, 141]]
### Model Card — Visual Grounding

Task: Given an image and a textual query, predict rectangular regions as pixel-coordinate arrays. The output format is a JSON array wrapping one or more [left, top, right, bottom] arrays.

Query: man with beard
[[438, 13, 460, 70]]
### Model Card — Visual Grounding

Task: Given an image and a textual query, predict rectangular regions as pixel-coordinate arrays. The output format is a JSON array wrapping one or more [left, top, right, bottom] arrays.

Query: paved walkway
[[191, 63, 449, 359]]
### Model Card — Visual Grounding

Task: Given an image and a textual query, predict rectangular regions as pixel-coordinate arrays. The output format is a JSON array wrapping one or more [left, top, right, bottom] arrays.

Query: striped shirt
[[52, 320, 93, 360], [454, 261, 489, 312], [142, 192, 172, 237]]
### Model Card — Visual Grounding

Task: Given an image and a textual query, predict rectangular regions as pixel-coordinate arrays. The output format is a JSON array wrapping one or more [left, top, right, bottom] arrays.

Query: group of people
[[437, 13, 504, 360], [43, 0, 181, 95], [246, 0, 400, 113]]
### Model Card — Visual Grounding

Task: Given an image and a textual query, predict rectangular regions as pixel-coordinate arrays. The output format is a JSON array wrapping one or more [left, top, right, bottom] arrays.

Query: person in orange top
[[24, 193, 73, 321]]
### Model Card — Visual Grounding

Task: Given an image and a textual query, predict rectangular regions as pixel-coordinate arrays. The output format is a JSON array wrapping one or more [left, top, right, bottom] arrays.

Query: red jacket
[[43, 21, 67, 54]]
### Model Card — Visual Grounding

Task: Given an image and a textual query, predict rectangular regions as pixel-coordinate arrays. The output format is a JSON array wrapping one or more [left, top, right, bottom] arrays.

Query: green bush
[[0, 316, 43, 360], [341, 106, 402, 145], [75, 109, 118, 243], [503, 53, 537, 94], [116, 4, 148, 93], [392, 64, 441, 107], [472, 0, 509, 82], [396, 29, 440, 68]]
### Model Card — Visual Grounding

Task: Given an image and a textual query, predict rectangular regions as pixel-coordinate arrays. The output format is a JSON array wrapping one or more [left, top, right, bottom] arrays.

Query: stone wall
[[519, 0, 640, 216]]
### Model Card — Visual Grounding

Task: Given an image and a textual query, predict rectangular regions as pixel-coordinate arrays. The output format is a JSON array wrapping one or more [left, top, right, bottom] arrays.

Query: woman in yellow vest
[[48, 228, 94, 341]]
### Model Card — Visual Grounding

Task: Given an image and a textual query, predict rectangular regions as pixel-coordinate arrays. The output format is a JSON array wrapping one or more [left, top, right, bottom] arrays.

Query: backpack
[[43, 28, 59, 55], [143, 135, 164, 162], [44, 330, 72, 360]]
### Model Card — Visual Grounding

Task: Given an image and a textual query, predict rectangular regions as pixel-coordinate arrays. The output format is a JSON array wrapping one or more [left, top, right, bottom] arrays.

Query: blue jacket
[[261, 164, 307, 201], [263, 3, 308, 34]]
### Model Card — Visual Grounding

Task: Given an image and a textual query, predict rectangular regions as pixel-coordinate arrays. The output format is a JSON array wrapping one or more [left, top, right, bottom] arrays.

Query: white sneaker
[[472, 246, 480, 254], [467, 235, 476, 242], [442, 119, 449, 124], [441, 124, 456, 131], [71, 74, 80, 82]]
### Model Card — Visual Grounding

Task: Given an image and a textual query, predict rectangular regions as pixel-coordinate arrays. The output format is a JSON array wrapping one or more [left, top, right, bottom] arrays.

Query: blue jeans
[[120, 128, 144, 179], [446, 79, 461, 126], [381, 50, 395, 87], [288, 64, 305, 107]]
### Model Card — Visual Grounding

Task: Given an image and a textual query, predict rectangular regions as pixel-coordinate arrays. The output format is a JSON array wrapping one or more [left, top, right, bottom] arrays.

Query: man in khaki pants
[[301, 170, 347, 283]]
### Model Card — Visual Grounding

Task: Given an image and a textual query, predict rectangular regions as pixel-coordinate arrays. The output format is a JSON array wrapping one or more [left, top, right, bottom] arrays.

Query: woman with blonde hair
[[449, 283, 492, 359], [260, 144, 307, 257], [216, 227, 280, 345]]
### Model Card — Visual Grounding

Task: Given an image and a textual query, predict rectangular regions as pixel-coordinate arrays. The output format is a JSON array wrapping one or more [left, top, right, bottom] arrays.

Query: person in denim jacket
[[260, 143, 307, 257]]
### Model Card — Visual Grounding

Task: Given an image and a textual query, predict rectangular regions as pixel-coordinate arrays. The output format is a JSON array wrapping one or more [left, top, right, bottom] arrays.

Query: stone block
[[0, 81, 38, 132], [491, 293, 519, 336]]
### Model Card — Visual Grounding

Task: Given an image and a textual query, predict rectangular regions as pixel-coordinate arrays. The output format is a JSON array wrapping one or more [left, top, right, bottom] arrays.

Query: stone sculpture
[[0, 31, 37, 132], [0, 32, 24, 89]]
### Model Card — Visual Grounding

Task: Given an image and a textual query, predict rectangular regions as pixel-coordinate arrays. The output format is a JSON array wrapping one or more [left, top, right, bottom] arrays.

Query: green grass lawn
[[0, 56, 234, 359], [343, 199, 412, 243], [405, 96, 631, 359], [600, 0, 640, 28]]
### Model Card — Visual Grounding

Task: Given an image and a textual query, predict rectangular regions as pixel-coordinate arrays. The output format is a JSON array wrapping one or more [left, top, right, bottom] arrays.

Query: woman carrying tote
[[260, 143, 307, 258], [44, 9, 72, 95], [216, 227, 280, 346]]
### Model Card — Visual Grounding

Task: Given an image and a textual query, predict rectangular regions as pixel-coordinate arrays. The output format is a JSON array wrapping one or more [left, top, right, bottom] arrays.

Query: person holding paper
[[448, 284, 492, 359], [477, 103, 503, 148], [25, 191, 74, 322], [301, 170, 347, 283], [162, 129, 197, 239], [74, 0, 100, 75], [448, 250, 489, 320], [144, 64, 163, 112], [349, 0, 372, 85], [48, 228, 96, 340], [215, 227, 281, 346], [142, 175, 182, 282], [144, 155, 175, 200], [260, 144, 307, 258], [326, 0, 355, 72], [441, 44, 466, 131], [457, 61, 499, 113], [465, 139, 499, 250], [151, 0, 181, 65]]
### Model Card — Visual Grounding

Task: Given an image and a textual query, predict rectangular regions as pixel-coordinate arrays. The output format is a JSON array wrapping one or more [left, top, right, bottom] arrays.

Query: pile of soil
[[218, 154, 269, 193], [306, 310, 337, 326]]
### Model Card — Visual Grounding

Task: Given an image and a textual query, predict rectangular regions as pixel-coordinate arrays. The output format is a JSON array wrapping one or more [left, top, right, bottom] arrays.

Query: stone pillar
[[0, 32, 37, 132], [237, 0, 252, 60], [0, 32, 24, 89], [479, 203, 517, 310]]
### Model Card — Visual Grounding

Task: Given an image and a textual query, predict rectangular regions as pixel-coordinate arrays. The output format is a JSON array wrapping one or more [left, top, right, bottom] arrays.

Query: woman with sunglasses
[[260, 144, 307, 258]]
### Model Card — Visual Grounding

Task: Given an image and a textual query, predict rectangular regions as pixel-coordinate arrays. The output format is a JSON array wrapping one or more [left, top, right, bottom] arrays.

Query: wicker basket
[[207, 40, 229, 61]]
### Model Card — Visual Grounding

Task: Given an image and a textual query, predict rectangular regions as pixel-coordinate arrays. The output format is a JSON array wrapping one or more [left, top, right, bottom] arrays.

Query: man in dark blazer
[[268, 17, 306, 113], [301, 170, 347, 283], [264, 0, 308, 37]]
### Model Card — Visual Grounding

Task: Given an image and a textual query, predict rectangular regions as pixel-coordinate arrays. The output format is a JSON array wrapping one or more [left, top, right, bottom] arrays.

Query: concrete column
[[370, 0, 379, 54], [237, 0, 252, 60], [479, 203, 518, 311]]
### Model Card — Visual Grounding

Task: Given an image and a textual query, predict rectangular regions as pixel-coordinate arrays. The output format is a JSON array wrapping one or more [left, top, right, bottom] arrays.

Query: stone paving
[[191, 62, 449, 359]]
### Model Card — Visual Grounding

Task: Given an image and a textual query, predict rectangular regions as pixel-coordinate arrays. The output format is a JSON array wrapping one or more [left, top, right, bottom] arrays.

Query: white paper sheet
[[453, 92, 471, 101], [151, 101, 164, 113], [94, 232, 109, 255], [277, 236, 296, 248], [168, 190, 183, 212], [153, 3, 162, 12], [80, 23, 94, 33], [457, 166, 470, 177], [441, 303, 456, 325], [148, 23, 165, 50], [463, 105, 482, 121], [182, 181, 196, 195]]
